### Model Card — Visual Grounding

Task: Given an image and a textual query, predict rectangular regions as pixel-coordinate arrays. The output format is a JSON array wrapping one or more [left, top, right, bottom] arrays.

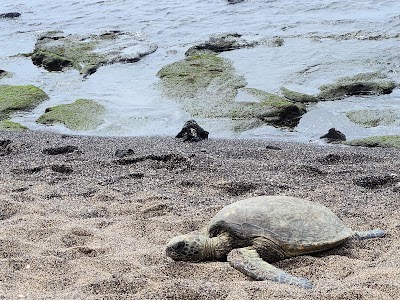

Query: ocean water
[[1, 0, 400, 142]]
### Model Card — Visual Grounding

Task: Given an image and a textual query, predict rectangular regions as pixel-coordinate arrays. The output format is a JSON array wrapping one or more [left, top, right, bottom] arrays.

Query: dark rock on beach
[[115, 149, 135, 158], [354, 174, 398, 189], [185, 33, 258, 56], [320, 128, 346, 144], [0, 140, 12, 156], [176, 120, 209, 142], [0, 12, 21, 19]]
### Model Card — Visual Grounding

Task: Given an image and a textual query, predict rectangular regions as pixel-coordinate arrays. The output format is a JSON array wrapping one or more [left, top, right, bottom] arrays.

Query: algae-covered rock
[[0, 85, 49, 120], [345, 135, 400, 148], [0, 120, 28, 131], [158, 53, 305, 129], [157, 53, 246, 117], [281, 72, 397, 103], [231, 88, 306, 128], [346, 109, 400, 127], [37, 99, 105, 131], [318, 72, 396, 101], [185, 33, 259, 56], [0, 69, 10, 79], [31, 31, 157, 76], [280, 87, 319, 103]]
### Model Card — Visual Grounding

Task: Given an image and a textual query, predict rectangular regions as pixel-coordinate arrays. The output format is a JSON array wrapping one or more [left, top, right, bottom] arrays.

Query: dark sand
[[0, 131, 399, 299]]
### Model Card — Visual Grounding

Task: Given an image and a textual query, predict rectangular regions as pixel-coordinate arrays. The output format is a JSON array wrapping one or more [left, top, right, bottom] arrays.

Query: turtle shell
[[208, 196, 353, 256]]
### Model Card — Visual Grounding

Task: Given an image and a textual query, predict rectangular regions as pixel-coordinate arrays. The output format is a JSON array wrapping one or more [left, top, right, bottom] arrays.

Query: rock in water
[[320, 128, 346, 143], [0, 12, 21, 19], [176, 120, 209, 142]]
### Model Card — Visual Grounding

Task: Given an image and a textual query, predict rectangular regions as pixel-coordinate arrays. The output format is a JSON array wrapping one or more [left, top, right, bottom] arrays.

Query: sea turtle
[[166, 196, 385, 289]]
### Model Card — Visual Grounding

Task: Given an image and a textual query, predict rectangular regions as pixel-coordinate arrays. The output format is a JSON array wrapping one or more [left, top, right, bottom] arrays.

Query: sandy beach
[[0, 130, 399, 299]]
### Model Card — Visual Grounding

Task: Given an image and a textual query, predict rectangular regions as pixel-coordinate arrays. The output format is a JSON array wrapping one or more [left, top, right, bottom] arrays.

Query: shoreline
[[0, 130, 399, 299]]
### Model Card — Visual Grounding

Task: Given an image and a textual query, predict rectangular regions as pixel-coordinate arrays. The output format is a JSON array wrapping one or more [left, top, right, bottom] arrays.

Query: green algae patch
[[157, 53, 246, 118], [345, 135, 400, 148], [0, 120, 28, 131], [31, 31, 157, 76], [231, 88, 306, 128], [0, 85, 49, 120], [281, 72, 397, 103], [346, 109, 400, 127], [157, 53, 244, 98], [37, 99, 105, 131], [280, 87, 318, 103], [157, 54, 306, 128], [31, 32, 106, 75], [318, 72, 396, 101]]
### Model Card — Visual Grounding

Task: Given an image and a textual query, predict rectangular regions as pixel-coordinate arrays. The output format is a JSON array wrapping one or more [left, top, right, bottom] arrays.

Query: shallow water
[[1, 0, 399, 141]]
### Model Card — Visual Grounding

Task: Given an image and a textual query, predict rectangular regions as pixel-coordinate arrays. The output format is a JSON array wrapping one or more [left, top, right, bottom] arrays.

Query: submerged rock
[[31, 31, 157, 76], [0, 12, 21, 19], [37, 99, 105, 131], [280, 87, 319, 103], [0, 70, 8, 78], [231, 88, 306, 128], [227, 0, 245, 4], [320, 128, 346, 143], [176, 120, 209, 142], [346, 109, 400, 127], [318, 72, 396, 100], [157, 53, 246, 116], [0, 85, 49, 120], [158, 53, 305, 129], [185, 33, 258, 56], [281, 72, 397, 103], [345, 135, 400, 148]]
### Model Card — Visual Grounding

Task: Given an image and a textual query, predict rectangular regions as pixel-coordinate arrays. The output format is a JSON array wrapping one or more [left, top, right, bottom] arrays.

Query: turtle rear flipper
[[353, 229, 385, 240], [227, 247, 313, 289]]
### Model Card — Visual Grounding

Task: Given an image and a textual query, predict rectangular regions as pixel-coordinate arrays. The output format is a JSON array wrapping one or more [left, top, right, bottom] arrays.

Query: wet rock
[[158, 53, 304, 129], [345, 135, 400, 148], [185, 33, 258, 56], [231, 88, 306, 128], [0, 140, 12, 156], [318, 72, 396, 100], [31, 31, 157, 76], [37, 99, 105, 131], [354, 174, 398, 189], [115, 149, 135, 158], [280, 72, 396, 103], [42, 145, 78, 155], [280, 87, 319, 103], [50, 165, 73, 174], [346, 109, 400, 127], [0, 12, 21, 19], [0, 69, 9, 79], [320, 128, 346, 143], [0, 85, 49, 120], [227, 0, 245, 4], [176, 120, 209, 142]]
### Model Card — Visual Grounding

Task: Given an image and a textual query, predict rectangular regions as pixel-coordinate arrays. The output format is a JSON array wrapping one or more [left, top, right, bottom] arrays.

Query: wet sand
[[0, 130, 399, 299]]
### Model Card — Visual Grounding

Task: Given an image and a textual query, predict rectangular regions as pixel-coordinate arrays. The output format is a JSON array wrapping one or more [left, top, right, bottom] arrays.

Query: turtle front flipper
[[353, 229, 385, 240], [227, 247, 312, 289]]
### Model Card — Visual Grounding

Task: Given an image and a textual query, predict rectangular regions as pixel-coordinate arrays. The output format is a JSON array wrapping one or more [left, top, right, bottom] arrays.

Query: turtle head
[[166, 234, 207, 261]]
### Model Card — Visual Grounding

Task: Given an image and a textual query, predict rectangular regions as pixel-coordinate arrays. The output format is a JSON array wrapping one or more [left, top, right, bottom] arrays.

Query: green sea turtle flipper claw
[[227, 247, 313, 289]]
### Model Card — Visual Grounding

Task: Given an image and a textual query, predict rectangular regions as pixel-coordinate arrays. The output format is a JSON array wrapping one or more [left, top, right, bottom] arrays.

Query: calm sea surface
[[1, 0, 400, 142]]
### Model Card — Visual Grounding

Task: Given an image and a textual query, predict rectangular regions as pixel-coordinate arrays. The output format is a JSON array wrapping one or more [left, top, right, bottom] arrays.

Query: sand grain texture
[[0, 131, 399, 299]]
